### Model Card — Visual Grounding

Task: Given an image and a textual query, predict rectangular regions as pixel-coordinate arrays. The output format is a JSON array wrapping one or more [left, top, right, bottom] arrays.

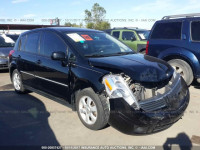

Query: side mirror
[[69, 53, 76, 62], [51, 51, 66, 61], [131, 37, 136, 41]]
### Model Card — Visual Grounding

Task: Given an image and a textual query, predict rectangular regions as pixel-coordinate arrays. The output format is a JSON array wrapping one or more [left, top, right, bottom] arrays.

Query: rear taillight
[[9, 50, 15, 57], [145, 41, 149, 55]]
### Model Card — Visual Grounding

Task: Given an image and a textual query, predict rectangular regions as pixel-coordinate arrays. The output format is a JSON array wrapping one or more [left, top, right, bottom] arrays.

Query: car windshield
[[137, 30, 150, 40], [6, 34, 19, 42], [0, 35, 15, 47], [65, 32, 134, 57]]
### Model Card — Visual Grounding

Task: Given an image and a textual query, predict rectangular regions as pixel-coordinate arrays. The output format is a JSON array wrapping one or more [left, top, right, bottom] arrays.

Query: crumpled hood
[[89, 54, 174, 82], [0, 47, 13, 56]]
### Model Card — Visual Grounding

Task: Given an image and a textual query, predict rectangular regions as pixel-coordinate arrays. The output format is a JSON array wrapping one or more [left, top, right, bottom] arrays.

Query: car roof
[[21, 27, 103, 36], [156, 17, 200, 23], [111, 28, 149, 32]]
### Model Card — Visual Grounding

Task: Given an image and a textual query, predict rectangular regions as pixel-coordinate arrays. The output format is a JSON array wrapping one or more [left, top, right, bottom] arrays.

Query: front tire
[[12, 69, 26, 94], [168, 59, 193, 85], [76, 88, 110, 130]]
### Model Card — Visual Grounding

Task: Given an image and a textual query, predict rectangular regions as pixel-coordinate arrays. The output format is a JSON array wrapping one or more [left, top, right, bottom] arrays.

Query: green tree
[[64, 22, 83, 28], [85, 3, 110, 30], [96, 21, 111, 30], [86, 22, 95, 29]]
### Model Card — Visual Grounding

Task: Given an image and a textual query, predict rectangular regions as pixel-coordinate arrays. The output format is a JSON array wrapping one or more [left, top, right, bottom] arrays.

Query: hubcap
[[79, 96, 97, 125], [13, 73, 21, 90]]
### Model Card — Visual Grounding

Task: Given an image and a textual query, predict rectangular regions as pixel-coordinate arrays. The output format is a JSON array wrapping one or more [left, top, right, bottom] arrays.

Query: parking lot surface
[[0, 70, 200, 149]]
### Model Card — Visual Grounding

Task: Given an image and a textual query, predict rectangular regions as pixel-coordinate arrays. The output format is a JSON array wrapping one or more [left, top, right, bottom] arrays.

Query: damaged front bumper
[[108, 75, 189, 135]]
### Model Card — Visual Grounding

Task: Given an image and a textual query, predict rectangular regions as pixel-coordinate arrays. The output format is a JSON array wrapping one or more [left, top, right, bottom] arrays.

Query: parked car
[[146, 13, 200, 85], [9, 27, 189, 134], [6, 34, 20, 42], [104, 27, 150, 53], [0, 34, 15, 70]]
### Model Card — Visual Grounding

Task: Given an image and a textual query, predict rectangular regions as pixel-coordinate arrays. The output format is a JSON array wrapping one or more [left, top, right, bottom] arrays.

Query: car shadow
[[0, 69, 9, 73], [163, 132, 192, 150], [0, 91, 60, 146], [191, 80, 200, 89]]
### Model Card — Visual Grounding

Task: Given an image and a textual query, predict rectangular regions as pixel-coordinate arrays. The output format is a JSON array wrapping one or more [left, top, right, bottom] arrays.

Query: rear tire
[[168, 59, 193, 85], [12, 69, 27, 94], [76, 88, 110, 130]]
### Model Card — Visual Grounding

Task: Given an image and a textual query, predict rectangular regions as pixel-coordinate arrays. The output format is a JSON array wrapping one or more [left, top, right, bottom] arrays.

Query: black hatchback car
[[9, 27, 189, 134]]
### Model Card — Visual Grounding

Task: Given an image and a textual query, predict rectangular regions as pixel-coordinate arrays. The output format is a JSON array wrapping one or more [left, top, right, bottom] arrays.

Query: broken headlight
[[102, 74, 140, 110]]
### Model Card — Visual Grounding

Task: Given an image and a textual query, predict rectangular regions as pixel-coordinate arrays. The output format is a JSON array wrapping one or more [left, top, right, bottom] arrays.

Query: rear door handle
[[36, 60, 41, 65]]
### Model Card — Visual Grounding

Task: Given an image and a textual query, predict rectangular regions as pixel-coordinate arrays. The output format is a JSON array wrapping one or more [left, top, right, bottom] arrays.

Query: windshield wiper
[[85, 54, 108, 58], [114, 51, 135, 55], [85, 51, 135, 58]]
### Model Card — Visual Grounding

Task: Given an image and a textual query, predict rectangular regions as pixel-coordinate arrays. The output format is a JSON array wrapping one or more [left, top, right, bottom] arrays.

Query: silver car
[[0, 34, 15, 70]]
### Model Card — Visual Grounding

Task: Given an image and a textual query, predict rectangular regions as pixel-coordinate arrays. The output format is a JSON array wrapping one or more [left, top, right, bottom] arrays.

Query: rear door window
[[122, 31, 136, 41], [24, 32, 40, 53], [151, 22, 182, 39], [112, 31, 120, 39], [40, 31, 67, 57], [191, 21, 200, 41]]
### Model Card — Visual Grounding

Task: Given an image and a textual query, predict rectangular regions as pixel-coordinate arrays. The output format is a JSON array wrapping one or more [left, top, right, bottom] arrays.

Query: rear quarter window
[[191, 21, 200, 41], [151, 22, 182, 39], [18, 35, 27, 51]]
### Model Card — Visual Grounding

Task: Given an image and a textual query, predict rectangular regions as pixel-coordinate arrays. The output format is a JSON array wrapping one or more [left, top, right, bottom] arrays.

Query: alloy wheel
[[13, 73, 21, 90], [79, 96, 97, 125]]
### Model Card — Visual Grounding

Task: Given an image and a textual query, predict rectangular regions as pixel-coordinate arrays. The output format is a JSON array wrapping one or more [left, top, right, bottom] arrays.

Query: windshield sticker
[[67, 33, 85, 42], [139, 34, 145, 40], [81, 35, 93, 41]]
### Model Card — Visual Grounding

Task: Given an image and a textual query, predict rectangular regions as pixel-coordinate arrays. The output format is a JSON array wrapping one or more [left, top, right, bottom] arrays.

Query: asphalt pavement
[[0, 70, 200, 149]]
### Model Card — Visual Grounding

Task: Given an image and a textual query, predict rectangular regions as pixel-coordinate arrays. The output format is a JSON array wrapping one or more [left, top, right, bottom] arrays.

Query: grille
[[0, 56, 8, 59], [140, 97, 167, 112], [139, 74, 182, 112], [0, 64, 8, 69]]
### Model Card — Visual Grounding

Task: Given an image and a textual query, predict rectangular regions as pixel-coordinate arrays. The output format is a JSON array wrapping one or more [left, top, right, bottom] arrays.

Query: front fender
[[158, 48, 200, 77], [70, 64, 108, 94]]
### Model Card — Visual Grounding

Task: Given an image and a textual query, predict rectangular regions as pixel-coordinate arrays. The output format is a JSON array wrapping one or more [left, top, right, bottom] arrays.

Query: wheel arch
[[139, 48, 146, 53], [158, 48, 200, 76], [9, 63, 17, 81], [163, 55, 194, 73], [70, 78, 105, 111]]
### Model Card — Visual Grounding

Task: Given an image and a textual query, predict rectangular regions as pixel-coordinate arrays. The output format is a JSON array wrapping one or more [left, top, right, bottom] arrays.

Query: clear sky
[[1, 0, 200, 30]]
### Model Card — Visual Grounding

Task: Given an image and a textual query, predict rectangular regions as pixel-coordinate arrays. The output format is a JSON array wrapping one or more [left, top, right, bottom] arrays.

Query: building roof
[[0, 24, 66, 30]]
